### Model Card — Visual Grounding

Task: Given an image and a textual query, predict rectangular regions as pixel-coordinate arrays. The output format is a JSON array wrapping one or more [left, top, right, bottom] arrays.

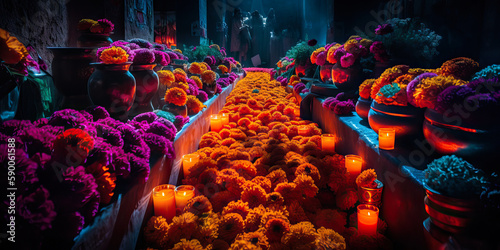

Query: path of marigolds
[[143, 72, 391, 250]]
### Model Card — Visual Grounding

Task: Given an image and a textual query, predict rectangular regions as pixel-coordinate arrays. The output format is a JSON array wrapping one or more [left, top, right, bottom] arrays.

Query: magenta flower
[[333, 46, 346, 62], [375, 23, 393, 35], [128, 38, 153, 49], [334, 100, 355, 115], [17, 186, 57, 231], [316, 51, 327, 66], [133, 112, 158, 124], [197, 90, 209, 102], [340, 53, 356, 68], [173, 115, 190, 131], [97, 19, 114, 33], [153, 50, 170, 66], [86, 106, 110, 121], [132, 48, 155, 64], [435, 85, 474, 113]]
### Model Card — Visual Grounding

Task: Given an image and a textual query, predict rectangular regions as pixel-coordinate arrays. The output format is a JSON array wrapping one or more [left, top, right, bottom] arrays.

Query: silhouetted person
[[230, 8, 243, 59]]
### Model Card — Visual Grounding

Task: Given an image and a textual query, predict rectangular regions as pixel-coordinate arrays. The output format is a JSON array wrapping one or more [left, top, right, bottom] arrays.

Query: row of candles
[[153, 184, 195, 223]]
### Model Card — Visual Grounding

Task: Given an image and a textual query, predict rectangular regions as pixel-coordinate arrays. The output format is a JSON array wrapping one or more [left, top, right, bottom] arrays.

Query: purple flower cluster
[[204, 55, 216, 66], [128, 38, 153, 49], [132, 48, 155, 64], [370, 41, 389, 63], [322, 92, 355, 115], [316, 51, 327, 66], [197, 90, 209, 102], [276, 76, 288, 86], [375, 23, 393, 35], [153, 50, 170, 66], [293, 82, 306, 94], [173, 115, 190, 131]]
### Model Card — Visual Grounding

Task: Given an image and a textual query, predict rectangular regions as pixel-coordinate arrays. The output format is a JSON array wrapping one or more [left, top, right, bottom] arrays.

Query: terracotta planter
[[129, 64, 159, 117], [319, 64, 334, 82], [358, 180, 383, 207], [163, 103, 187, 118], [331, 63, 364, 90], [48, 47, 95, 109], [424, 185, 480, 234], [356, 97, 372, 120], [77, 32, 112, 48], [87, 62, 136, 120], [423, 108, 500, 156], [368, 101, 425, 138]]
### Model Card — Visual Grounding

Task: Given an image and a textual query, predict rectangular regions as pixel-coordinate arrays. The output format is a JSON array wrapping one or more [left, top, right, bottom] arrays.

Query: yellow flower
[[99, 46, 129, 64], [171, 239, 204, 250], [158, 70, 176, 87], [191, 76, 203, 89], [174, 49, 183, 54], [0, 28, 28, 65], [315, 227, 346, 250], [281, 221, 319, 249], [78, 19, 97, 31]]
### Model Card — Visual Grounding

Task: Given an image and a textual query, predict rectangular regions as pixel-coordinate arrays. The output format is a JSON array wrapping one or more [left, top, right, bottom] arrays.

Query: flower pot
[[356, 97, 372, 120], [331, 63, 364, 90], [424, 185, 480, 234], [77, 32, 113, 48], [368, 101, 425, 138], [129, 64, 159, 117], [203, 84, 216, 98], [87, 62, 136, 120], [48, 47, 96, 109], [319, 64, 334, 82], [163, 103, 187, 118], [422, 108, 500, 157], [358, 180, 383, 207]]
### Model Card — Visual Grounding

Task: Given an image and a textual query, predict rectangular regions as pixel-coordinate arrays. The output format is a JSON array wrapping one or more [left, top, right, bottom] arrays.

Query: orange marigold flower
[[77, 19, 98, 31], [201, 70, 217, 84], [143, 216, 169, 249], [359, 79, 375, 99], [289, 75, 300, 85], [229, 128, 247, 141], [167, 212, 199, 244], [235, 231, 270, 249], [158, 70, 176, 87], [266, 169, 288, 190], [186, 95, 206, 115], [210, 190, 238, 213], [288, 200, 309, 224], [164, 87, 187, 106], [174, 67, 187, 76], [335, 187, 358, 210], [264, 218, 291, 243], [241, 183, 267, 208], [412, 75, 466, 109], [356, 169, 378, 189], [183, 195, 213, 215], [293, 174, 319, 198], [282, 221, 318, 249], [295, 163, 321, 184], [0, 28, 28, 65], [190, 75, 203, 89], [218, 213, 245, 242], [218, 65, 229, 74], [315, 227, 346, 250], [171, 239, 204, 250], [274, 182, 299, 203], [439, 57, 480, 80], [52, 128, 94, 164], [99, 46, 129, 64], [211, 239, 230, 250], [230, 160, 257, 180], [198, 168, 218, 186], [189, 62, 203, 74], [222, 200, 250, 219]]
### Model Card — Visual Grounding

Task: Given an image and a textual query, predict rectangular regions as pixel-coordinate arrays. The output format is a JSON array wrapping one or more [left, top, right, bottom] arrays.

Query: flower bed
[[142, 72, 392, 249]]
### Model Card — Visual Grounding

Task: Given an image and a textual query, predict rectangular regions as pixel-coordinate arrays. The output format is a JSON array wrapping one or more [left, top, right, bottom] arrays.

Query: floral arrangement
[[190, 76, 203, 89], [371, 18, 441, 62], [359, 79, 375, 99], [322, 93, 356, 115], [286, 41, 319, 66], [424, 155, 488, 198], [201, 70, 217, 86], [98, 46, 131, 64], [0, 28, 41, 76], [157, 70, 175, 87], [186, 95, 206, 115], [78, 18, 114, 34], [218, 65, 229, 74], [0, 107, 175, 249], [410, 75, 467, 109], [143, 71, 392, 249], [356, 169, 378, 189], [438, 57, 480, 80], [183, 44, 224, 63], [164, 87, 188, 106], [472, 64, 500, 80], [322, 36, 380, 69], [188, 61, 207, 74]]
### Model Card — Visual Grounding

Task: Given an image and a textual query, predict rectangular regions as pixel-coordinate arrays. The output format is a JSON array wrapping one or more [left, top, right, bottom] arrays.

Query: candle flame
[[183, 191, 186, 196], [386, 133, 389, 136], [368, 212, 371, 216], [162, 192, 165, 197]]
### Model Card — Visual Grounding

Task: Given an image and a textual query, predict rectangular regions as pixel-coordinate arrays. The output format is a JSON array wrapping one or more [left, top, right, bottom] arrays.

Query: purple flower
[[293, 82, 306, 94], [301, 88, 309, 94], [328, 99, 340, 110], [147, 121, 176, 141], [435, 85, 475, 113], [128, 38, 153, 49], [34, 118, 49, 127], [132, 48, 155, 64], [173, 115, 190, 131], [197, 90, 209, 102], [325, 42, 337, 51], [215, 84, 222, 94], [279, 77, 288, 87], [316, 51, 327, 66], [133, 112, 158, 124], [204, 55, 216, 66], [17, 186, 57, 231], [0, 119, 33, 136], [220, 47, 227, 57], [154, 117, 177, 135], [153, 50, 170, 66], [127, 153, 150, 185], [333, 46, 346, 63], [124, 139, 151, 160], [308, 39, 318, 46], [142, 132, 175, 158], [17, 126, 59, 155], [110, 146, 130, 178], [467, 78, 500, 94], [188, 83, 199, 96], [407, 73, 438, 106], [465, 93, 499, 112], [333, 100, 355, 115], [322, 97, 336, 109], [166, 51, 179, 60], [217, 77, 230, 88], [86, 106, 110, 121], [127, 120, 150, 133], [97, 116, 123, 128], [153, 43, 167, 51], [127, 43, 141, 50], [117, 124, 142, 145], [48, 109, 89, 129], [79, 110, 93, 122], [97, 19, 114, 33], [340, 53, 356, 68], [375, 23, 393, 35], [85, 138, 113, 167]]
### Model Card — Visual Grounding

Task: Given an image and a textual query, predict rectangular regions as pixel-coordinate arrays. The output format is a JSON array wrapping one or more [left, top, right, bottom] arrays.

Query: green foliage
[[182, 45, 223, 62], [285, 41, 318, 66]]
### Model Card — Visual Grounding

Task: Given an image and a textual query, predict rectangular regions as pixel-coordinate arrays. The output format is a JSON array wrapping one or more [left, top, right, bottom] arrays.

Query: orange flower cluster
[[164, 87, 188, 106], [145, 72, 391, 249], [188, 62, 205, 74], [190, 76, 203, 89], [99, 46, 129, 64], [157, 70, 175, 87], [201, 70, 217, 85], [218, 65, 229, 74], [438, 57, 479, 80], [0, 28, 29, 65], [186, 95, 206, 115], [359, 79, 375, 99]]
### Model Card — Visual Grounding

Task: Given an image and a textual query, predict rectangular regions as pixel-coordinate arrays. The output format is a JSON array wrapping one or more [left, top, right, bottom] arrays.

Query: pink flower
[[340, 53, 355, 68]]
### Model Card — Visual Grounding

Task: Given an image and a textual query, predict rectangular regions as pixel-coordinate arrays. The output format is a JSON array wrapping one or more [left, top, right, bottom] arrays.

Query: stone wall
[[0, 0, 68, 73]]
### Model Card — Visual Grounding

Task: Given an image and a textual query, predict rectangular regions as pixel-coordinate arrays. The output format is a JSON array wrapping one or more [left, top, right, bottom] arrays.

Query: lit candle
[[378, 128, 395, 150], [221, 113, 229, 126], [174, 185, 195, 212], [298, 125, 309, 136], [210, 114, 223, 132], [153, 184, 176, 223], [321, 134, 335, 152], [182, 154, 200, 178], [345, 154, 363, 177], [357, 204, 379, 236]]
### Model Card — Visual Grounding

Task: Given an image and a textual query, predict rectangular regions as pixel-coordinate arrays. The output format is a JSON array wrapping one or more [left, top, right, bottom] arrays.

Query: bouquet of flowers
[[78, 19, 114, 34]]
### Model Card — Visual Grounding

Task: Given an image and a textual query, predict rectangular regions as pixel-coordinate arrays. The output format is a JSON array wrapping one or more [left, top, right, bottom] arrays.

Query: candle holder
[[174, 185, 195, 213], [378, 128, 395, 150], [358, 179, 384, 207], [321, 134, 336, 152], [221, 113, 229, 126], [182, 154, 200, 178], [357, 204, 379, 236], [210, 114, 223, 132], [152, 184, 176, 223], [345, 154, 363, 178]]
